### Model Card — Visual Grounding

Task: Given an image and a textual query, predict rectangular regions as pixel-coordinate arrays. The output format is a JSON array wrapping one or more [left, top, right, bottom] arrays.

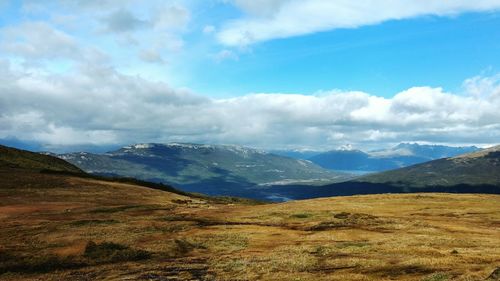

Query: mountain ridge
[[357, 144, 500, 187], [259, 145, 500, 200], [308, 143, 480, 172], [56, 142, 347, 200]]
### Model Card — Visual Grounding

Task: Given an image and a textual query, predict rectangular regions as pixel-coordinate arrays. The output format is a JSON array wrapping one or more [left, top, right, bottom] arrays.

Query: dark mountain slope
[[0, 144, 261, 205], [264, 145, 500, 200], [57, 143, 347, 199], [360, 145, 500, 187], [0, 145, 82, 173]]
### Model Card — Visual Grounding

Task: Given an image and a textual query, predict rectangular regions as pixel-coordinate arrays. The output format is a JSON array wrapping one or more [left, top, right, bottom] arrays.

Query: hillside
[[264, 145, 500, 200], [57, 143, 346, 200], [0, 145, 82, 173], [359, 145, 500, 187], [309, 143, 479, 172], [0, 149, 498, 280]]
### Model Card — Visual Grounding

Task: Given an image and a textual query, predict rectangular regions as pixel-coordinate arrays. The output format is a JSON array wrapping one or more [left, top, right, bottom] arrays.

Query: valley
[[54, 143, 348, 201], [0, 149, 499, 280], [50, 143, 500, 201]]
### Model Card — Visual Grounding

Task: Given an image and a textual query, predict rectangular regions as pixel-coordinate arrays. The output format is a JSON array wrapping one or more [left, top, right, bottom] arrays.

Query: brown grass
[[0, 167, 499, 280]]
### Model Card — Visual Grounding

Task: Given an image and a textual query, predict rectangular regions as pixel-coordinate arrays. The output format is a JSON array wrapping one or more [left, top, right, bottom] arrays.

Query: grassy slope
[[358, 145, 500, 187], [0, 167, 499, 280], [0, 145, 82, 173], [0, 145, 498, 280]]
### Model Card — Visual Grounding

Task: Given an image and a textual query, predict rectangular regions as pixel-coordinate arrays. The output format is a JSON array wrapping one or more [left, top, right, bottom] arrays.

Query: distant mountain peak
[[394, 142, 418, 149], [124, 143, 155, 149], [310, 143, 482, 172], [394, 142, 480, 150], [165, 143, 214, 150], [338, 144, 355, 151], [121, 142, 270, 154]]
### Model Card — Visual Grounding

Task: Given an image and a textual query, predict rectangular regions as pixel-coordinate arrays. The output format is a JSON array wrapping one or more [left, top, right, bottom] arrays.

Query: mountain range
[[1, 145, 498, 280], [54, 143, 347, 200], [360, 144, 500, 187], [47, 142, 500, 201], [307, 143, 480, 172], [266, 144, 500, 199]]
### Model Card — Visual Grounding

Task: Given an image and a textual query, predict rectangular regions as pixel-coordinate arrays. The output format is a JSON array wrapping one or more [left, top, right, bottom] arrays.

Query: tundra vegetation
[[0, 146, 498, 280]]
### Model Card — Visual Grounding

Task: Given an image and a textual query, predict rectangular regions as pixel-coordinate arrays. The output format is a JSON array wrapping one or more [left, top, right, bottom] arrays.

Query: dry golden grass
[[0, 168, 499, 280]]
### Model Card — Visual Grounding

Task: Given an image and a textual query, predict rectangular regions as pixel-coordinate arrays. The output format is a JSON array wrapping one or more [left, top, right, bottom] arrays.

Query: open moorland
[[0, 165, 499, 281]]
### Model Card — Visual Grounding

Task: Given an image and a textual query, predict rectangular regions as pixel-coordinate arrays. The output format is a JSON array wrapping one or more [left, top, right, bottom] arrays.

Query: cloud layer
[[0, 0, 192, 70], [1, 58, 499, 151], [1, 1, 499, 152], [219, 0, 500, 45]]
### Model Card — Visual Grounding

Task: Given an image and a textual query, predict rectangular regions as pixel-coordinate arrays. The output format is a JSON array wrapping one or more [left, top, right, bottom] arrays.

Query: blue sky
[[186, 12, 500, 97], [1, 0, 500, 152]]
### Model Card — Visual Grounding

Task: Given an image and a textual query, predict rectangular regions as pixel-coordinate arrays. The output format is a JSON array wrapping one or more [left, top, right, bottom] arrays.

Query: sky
[[1, 0, 500, 152]]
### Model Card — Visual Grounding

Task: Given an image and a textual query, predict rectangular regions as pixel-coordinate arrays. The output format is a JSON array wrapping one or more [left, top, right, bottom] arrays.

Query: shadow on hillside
[[264, 182, 500, 200]]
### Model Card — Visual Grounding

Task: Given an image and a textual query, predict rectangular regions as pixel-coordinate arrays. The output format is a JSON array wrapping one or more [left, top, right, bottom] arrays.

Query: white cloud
[[1, 60, 499, 150], [463, 73, 500, 99], [231, 0, 289, 17], [102, 8, 147, 33], [0, 1, 192, 75], [153, 4, 190, 31], [219, 0, 500, 46], [0, 21, 79, 60], [34, 125, 118, 146], [138, 48, 166, 64]]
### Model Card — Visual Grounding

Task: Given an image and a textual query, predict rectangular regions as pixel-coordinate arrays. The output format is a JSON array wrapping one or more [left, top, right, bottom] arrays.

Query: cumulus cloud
[[138, 48, 166, 64], [101, 4, 190, 33], [0, 1, 193, 74], [102, 8, 147, 33], [1, 59, 499, 150], [94, 3, 191, 60], [463, 73, 500, 99], [0, 21, 79, 60], [153, 5, 190, 31], [230, 0, 289, 17], [219, 0, 500, 45]]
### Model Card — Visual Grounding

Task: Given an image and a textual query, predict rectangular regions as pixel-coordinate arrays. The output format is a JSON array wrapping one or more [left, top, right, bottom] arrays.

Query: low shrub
[[0, 251, 83, 274], [0, 242, 151, 274], [290, 213, 312, 219], [333, 212, 351, 219], [69, 219, 118, 226], [84, 241, 151, 264], [421, 272, 449, 281]]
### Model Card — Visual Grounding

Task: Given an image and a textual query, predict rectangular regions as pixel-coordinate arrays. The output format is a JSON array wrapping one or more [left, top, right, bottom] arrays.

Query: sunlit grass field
[[0, 168, 499, 280]]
